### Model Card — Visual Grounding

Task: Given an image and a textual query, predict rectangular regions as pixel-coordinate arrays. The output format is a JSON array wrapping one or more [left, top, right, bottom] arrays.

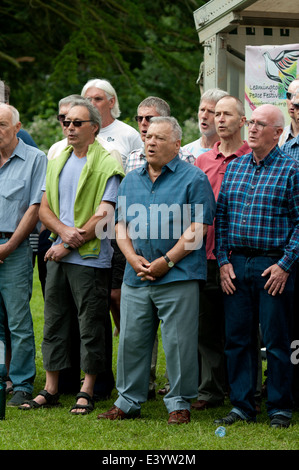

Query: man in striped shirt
[[214, 104, 299, 429]]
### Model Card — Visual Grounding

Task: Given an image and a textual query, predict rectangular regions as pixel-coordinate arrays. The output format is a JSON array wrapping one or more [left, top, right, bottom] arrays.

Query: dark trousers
[[223, 253, 295, 418]]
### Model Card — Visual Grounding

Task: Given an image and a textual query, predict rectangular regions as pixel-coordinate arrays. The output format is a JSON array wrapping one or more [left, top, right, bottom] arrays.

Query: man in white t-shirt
[[81, 78, 142, 168], [81, 79, 142, 351]]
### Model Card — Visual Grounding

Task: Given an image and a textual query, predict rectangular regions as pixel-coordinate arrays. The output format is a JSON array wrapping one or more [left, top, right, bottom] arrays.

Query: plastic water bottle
[[215, 426, 226, 437]]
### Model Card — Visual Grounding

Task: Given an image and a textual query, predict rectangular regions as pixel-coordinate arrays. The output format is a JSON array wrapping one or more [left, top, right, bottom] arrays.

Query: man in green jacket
[[19, 99, 124, 414]]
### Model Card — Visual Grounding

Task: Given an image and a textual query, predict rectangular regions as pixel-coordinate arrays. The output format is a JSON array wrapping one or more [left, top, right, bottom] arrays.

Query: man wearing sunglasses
[[279, 79, 299, 146], [19, 99, 125, 414], [126, 96, 194, 174], [214, 104, 299, 429]]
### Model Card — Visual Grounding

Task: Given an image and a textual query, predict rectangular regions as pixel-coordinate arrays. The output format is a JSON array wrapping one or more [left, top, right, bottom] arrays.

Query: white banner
[[245, 44, 299, 122]]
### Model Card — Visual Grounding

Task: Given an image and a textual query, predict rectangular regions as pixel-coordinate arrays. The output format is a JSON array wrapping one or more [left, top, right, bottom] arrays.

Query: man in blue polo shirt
[[97, 116, 216, 424], [0, 103, 47, 406]]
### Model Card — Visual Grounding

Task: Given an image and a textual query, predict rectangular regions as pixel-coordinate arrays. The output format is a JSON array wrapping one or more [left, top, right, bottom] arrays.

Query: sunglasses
[[62, 120, 93, 127], [293, 102, 299, 109], [57, 114, 66, 122], [134, 115, 154, 123], [286, 92, 294, 100]]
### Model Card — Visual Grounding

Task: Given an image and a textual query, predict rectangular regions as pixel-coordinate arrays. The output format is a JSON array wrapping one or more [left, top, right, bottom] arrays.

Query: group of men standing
[[0, 76, 298, 428]]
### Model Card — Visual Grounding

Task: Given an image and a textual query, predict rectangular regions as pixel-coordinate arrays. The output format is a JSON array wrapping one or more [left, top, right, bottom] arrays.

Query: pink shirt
[[195, 141, 252, 259]]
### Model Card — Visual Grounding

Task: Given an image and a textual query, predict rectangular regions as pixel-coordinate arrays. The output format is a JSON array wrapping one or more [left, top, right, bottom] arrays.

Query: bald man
[[214, 104, 299, 429]]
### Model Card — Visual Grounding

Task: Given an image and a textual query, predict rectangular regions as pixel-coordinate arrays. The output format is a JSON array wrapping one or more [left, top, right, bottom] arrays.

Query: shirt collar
[[9, 138, 26, 161], [139, 153, 180, 175], [251, 145, 279, 167]]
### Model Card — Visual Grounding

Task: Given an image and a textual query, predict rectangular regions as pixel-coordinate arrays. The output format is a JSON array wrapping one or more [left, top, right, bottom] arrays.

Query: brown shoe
[[168, 409, 190, 424], [97, 405, 140, 421], [191, 399, 223, 410]]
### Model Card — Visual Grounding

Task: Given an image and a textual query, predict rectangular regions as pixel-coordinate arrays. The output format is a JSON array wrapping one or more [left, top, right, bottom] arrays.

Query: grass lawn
[[0, 266, 298, 452]]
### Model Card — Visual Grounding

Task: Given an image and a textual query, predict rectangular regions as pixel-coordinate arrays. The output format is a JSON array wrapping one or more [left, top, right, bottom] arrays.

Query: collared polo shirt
[[116, 154, 216, 286], [0, 138, 47, 232], [195, 141, 251, 259]]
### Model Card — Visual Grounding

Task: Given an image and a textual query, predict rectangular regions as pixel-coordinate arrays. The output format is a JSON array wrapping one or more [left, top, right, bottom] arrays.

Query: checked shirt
[[215, 145, 299, 272]]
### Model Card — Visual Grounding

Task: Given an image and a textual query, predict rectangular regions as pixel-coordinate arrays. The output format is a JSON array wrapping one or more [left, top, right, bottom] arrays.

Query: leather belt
[[232, 248, 283, 258], [0, 232, 13, 239]]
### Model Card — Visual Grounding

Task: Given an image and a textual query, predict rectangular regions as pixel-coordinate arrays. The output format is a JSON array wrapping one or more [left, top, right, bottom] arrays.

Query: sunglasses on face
[[62, 120, 93, 127], [286, 92, 294, 100], [134, 115, 154, 123], [57, 114, 66, 122]]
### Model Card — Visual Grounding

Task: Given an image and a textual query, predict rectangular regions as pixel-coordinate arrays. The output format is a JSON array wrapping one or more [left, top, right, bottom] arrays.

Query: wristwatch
[[163, 254, 174, 268], [63, 243, 74, 251]]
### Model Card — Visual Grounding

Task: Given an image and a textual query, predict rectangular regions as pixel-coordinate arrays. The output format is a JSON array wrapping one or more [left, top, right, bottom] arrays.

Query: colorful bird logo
[[263, 49, 299, 91]]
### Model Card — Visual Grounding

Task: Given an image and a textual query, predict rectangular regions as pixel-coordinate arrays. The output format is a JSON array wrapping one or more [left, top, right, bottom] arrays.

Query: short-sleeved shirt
[[195, 141, 251, 259], [0, 138, 47, 232], [116, 154, 216, 286]]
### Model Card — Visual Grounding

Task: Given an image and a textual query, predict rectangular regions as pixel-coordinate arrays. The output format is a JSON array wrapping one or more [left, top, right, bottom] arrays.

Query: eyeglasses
[[134, 115, 154, 123], [62, 120, 93, 127], [245, 120, 281, 131], [57, 114, 66, 122]]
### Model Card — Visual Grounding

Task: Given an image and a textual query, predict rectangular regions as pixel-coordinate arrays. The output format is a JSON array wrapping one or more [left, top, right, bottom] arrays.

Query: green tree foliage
[[0, 0, 204, 146]]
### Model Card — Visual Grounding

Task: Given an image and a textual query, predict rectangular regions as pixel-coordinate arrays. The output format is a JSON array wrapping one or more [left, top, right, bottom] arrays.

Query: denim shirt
[[116, 155, 216, 286], [0, 138, 47, 232]]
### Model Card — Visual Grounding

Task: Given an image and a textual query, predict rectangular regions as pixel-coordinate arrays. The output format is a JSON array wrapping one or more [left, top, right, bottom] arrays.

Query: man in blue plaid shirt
[[214, 104, 299, 429]]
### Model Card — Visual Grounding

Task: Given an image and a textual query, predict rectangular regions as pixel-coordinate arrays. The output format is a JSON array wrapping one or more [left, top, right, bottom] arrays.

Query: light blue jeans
[[0, 239, 35, 393], [115, 280, 200, 414]]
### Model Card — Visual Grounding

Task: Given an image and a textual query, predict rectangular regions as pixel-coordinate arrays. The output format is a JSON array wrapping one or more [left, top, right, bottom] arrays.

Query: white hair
[[81, 78, 121, 118], [0, 103, 20, 125]]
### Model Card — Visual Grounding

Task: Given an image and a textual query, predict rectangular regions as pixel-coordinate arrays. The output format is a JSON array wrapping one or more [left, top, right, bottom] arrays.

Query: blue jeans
[[115, 281, 199, 414], [223, 253, 294, 419], [0, 240, 35, 393]]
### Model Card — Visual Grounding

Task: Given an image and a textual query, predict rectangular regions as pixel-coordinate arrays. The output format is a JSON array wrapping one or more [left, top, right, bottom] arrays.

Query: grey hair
[[81, 78, 121, 118], [68, 98, 102, 135], [0, 103, 20, 125], [137, 96, 171, 116], [200, 88, 229, 106], [149, 116, 182, 140], [58, 94, 85, 110]]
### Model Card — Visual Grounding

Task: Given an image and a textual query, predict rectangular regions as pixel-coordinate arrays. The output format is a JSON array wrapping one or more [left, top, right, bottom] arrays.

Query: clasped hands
[[130, 254, 170, 282], [44, 226, 86, 263]]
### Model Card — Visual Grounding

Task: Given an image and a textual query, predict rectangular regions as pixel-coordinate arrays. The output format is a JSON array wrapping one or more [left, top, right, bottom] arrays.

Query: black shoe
[[7, 391, 33, 407], [214, 411, 254, 425], [270, 414, 291, 428]]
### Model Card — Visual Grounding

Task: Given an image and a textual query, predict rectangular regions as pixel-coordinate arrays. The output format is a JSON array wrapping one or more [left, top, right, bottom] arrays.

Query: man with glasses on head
[[279, 79, 299, 146], [19, 99, 124, 415], [126, 96, 194, 174], [214, 104, 299, 428]]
